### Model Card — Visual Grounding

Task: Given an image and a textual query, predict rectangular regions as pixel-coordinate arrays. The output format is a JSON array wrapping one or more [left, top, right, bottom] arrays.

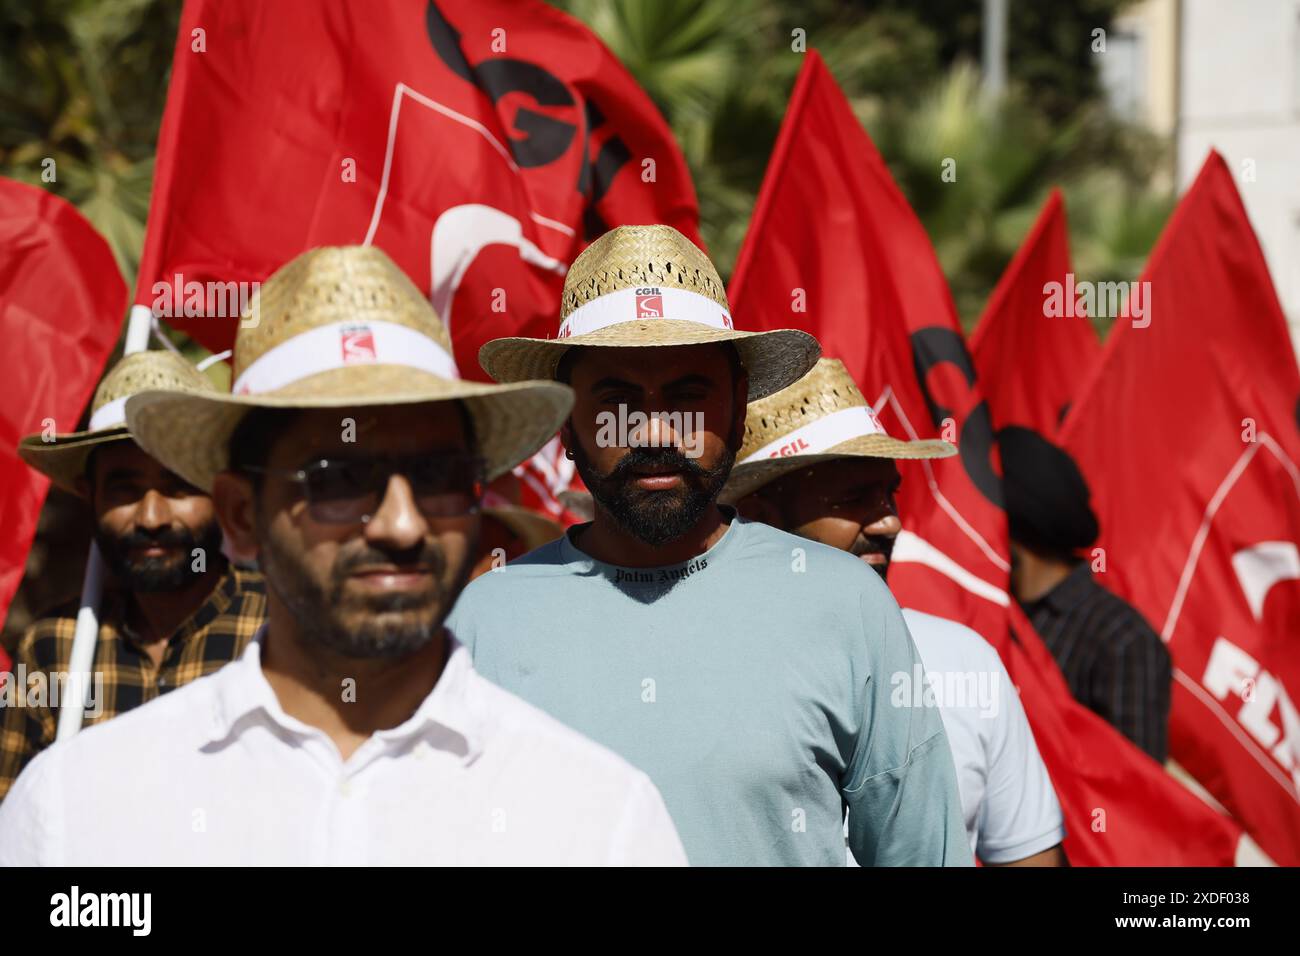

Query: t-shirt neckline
[[556, 507, 744, 587]]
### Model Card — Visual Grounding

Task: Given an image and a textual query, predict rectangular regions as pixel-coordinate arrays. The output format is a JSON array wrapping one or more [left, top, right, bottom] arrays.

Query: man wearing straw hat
[[724, 358, 1067, 867], [0, 246, 685, 865], [0, 351, 266, 801], [450, 224, 971, 866]]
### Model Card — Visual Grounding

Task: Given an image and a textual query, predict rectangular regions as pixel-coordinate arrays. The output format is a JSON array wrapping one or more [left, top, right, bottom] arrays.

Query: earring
[[565, 449, 575, 460]]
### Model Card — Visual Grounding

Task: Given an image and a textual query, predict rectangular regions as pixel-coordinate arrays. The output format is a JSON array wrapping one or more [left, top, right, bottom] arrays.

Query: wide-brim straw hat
[[721, 358, 956, 503], [478, 224, 820, 400], [125, 246, 573, 493], [18, 350, 220, 494]]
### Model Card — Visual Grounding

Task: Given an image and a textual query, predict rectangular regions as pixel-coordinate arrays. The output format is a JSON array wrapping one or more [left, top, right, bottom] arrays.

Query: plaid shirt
[[0, 564, 266, 800], [1021, 562, 1172, 761]]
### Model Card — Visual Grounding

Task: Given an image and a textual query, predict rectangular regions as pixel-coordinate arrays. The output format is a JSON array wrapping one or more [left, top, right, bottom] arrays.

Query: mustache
[[850, 533, 895, 559], [608, 446, 709, 481], [333, 541, 448, 579], [108, 526, 197, 551]]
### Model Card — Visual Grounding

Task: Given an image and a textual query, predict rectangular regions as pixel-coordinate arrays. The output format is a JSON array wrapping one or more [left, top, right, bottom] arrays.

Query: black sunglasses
[[243, 453, 485, 524]]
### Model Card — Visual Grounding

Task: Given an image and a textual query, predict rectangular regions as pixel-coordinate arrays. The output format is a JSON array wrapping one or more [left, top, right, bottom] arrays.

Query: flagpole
[[56, 303, 154, 741]]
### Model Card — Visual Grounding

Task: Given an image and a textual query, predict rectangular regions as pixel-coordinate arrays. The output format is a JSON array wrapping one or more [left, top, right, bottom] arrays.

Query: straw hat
[[478, 224, 820, 400], [720, 358, 956, 503], [18, 350, 219, 494], [124, 246, 573, 492]]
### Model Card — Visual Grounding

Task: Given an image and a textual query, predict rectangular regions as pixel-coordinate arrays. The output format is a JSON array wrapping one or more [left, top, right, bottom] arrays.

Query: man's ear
[[559, 419, 575, 460], [735, 490, 783, 528], [211, 471, 260, 563], [728, 368, 749, 452]]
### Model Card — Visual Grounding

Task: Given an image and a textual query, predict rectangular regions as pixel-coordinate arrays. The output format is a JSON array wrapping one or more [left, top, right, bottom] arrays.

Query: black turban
[[998, 425, 1099, 555]]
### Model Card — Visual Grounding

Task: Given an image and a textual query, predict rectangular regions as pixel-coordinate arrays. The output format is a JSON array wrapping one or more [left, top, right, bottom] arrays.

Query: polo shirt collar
[[115, 559, 239, 652], [208, 625, 484, 764]]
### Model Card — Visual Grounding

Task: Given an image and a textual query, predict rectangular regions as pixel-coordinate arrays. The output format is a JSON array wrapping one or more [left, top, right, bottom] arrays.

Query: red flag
[[969, 189, 1100, 436], [0, 178, 125, 627], [729, 51, 1010, 647], [137, 0, 699, 518], [1061, 152, 1300, 865], [729, 52, 1240, 865]]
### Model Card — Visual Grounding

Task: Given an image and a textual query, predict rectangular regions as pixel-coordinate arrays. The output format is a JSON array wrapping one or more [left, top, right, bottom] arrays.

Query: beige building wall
[[1104, 0, 1300, 352]]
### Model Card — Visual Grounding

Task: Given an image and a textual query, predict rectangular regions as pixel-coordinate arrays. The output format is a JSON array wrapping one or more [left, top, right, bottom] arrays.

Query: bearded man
[[1, 351, 265, 801], [450, 225, 972, 867]]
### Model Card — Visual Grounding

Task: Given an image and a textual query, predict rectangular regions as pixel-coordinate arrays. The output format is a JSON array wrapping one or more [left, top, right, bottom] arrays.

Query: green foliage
[[0, 0, 179, 287], [0, 0, 1173, 337], [557, 0, 1173, 333]]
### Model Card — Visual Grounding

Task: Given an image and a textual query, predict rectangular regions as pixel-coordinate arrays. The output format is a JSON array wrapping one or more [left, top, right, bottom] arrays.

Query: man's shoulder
[[28, 667, 224, 780], [735, 518, 887, 588], [465, 661, 654, 791], [901, 608, 1005, 673], [1078, 577, 1166, 651], [459, 539, 570, 598], [15, 602, 82, 667]]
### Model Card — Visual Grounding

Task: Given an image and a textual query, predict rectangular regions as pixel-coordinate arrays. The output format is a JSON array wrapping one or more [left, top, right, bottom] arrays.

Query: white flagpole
[[56, 303, 154, 741]]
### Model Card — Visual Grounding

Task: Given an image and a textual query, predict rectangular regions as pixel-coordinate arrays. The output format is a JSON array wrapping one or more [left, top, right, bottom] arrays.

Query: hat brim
[[124, 364, 574, 492], [478, 321, 821, 401], [17, 427, 134, 495], [482, 505, 564, 551], [720, 433, 957, 504]]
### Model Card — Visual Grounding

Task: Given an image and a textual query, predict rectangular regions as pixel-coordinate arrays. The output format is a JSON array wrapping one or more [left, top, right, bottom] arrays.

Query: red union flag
[[137, 0, 700, 518], [1062, 152, 1300, 865], [730, 51, 1011, 646], [0, 177, 125, 629], [730, 52, 1240, 865], [969, 189, 1100, 437]]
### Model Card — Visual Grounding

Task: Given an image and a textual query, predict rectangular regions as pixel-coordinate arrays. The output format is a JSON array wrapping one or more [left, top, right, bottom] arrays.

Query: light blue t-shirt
[[448, 514, 972, 867]]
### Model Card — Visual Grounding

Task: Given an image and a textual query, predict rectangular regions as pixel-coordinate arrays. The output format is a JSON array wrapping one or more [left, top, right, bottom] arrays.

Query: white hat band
[[557, 285, 734, 339], [88, 397, 129, 431], [741, 405, 888, 464], [233, 319, 460, 396]]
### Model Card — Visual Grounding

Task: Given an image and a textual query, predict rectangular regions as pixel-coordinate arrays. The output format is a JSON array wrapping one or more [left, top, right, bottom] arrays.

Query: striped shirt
[[1021, 562, 1172, 761], [0, 564, 266, 800]]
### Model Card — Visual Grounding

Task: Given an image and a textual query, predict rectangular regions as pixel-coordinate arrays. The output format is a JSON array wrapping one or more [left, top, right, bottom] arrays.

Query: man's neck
[[577, 503, 730, 568], [1012, 548, 1078, 604], [259, 609, 447, 762], [128, 564, 225, 652]]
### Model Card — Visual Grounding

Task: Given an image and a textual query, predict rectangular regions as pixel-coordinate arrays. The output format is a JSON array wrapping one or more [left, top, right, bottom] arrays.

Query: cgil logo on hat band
[[232, 320, 460, 396], [742, 405, 887, 464], [557, 285, 733, 339]]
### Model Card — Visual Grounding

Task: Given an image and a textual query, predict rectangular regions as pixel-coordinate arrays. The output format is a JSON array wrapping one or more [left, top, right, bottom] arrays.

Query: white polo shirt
[[0, 632, 686, 866], [900, 609, 1065, 863]]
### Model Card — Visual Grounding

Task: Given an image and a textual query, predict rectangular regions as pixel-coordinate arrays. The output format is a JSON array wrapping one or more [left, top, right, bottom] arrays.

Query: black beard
[[849, 533, 893, 582], [258, 525, 473, 660], [96, 521, 223, 592], [573, 442, 734, 547]]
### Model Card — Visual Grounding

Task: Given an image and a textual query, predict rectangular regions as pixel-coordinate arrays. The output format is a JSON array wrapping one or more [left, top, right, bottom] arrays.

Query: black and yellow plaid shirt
[[0, 564, 266, 800]]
